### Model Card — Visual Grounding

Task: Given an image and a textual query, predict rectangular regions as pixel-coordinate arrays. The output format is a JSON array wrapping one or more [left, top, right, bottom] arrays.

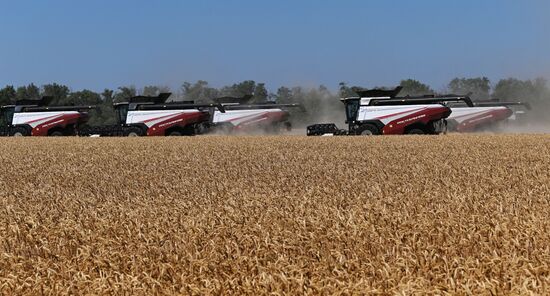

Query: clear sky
[[1, 0, 549, 92]]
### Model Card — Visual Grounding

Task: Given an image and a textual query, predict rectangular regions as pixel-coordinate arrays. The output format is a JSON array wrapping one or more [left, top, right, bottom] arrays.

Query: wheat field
[[0, 135, 549, 295]]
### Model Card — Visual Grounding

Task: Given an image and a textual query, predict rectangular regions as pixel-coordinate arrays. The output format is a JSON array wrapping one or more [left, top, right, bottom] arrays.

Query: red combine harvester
[[307, 86, 473, 136], [211, 95, 304, 133], [82, 93, 225, 136], [446, 100, 531, 132], [0, 97, 95, 136]]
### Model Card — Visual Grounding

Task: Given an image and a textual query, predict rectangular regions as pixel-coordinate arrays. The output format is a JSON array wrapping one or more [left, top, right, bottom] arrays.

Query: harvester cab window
[[1, 107, 15, 126], [116, 104, 129, 125], [344, 99, 360, 123]]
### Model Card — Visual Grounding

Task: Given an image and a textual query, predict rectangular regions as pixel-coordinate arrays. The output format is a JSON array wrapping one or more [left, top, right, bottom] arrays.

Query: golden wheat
[[0, 134, 549, 295]]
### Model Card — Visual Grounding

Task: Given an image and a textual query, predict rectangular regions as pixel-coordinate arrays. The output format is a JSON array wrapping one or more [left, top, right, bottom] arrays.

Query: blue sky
[[1, 0, 549, 93]]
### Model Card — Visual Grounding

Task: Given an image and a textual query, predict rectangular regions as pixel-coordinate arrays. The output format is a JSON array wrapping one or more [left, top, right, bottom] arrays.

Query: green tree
[[253, 83, 268, 102], [97, 89, 117, 125], [276, 86, 293, 103], [43, 83, 71, 105], [142, 85, 171, 96], [338, 82, 355, 98], [113, 86, 137, 102], [0, 85, 16, 105], [16, 83, 40, 100], [101, 89, 114, 104], [492, 77, 550, 122], [68, 89, 102, 105], [142, 86, 160, 97], [220, 80, 256, 98], [181, 80, 219, 103], [67, 90, 104, 126], [492, 78, 547, 102], [448, 77, 491, 100], [399, 79, 433, 96]]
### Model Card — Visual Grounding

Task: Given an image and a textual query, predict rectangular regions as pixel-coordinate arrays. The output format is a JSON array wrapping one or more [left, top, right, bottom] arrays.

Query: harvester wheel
[[50, 131, 64, 137], [357, 124, 379, 136], [284, 122, 292, 132], [265, 123, 281, 134], [407, 128, 425, 135], [124, 127, 143, 137], [168, 131, 182, 136], [11, 127, 29, 137], [216, 124, 233, 135]]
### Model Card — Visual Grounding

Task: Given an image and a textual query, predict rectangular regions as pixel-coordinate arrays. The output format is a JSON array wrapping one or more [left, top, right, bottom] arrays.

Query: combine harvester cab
[[84, 93, 225, 136], [307, 86, 473, 136], [446, 101, 530, 132], [0, 96, 96, 136], [211, 95, 304, 134]]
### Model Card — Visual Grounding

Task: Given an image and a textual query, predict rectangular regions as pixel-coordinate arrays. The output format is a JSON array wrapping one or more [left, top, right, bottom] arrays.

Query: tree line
[[1, 77, 549, 126]]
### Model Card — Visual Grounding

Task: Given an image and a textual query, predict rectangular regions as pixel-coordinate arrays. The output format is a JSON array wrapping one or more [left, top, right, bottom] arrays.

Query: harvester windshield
[[344, 99, 360, 123], [1, 106, 15, 126], [115, 104, 129, 125]]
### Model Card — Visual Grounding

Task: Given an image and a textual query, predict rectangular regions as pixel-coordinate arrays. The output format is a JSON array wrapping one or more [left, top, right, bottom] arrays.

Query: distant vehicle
[[0, 96, 95, 136], [307, 86, 473, 136], [446, 100, 531, 132], [82, 93, 224, 136], [474, 101, 531, 123], [211, 95, 304, 133]]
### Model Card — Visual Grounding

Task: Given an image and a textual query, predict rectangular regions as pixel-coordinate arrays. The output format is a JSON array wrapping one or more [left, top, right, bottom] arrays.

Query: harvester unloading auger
[[0, 96, 96, 136], [307, 86, 474, 136]]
